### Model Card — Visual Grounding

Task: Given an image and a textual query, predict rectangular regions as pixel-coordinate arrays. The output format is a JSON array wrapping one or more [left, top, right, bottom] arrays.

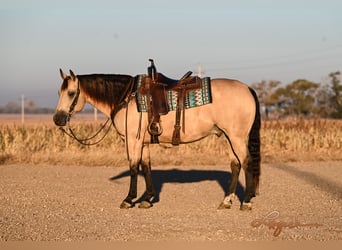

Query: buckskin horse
[[53, 66, 261, 210]]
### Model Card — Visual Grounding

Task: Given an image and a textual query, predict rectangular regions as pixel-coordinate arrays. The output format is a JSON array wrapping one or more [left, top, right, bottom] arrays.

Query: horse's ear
[[60, 69, 67, 80], [69, 70, 76, 80]]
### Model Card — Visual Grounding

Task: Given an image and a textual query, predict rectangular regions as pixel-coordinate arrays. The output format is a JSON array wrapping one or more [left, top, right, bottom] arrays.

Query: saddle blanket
[[134, 74, 212, 112]]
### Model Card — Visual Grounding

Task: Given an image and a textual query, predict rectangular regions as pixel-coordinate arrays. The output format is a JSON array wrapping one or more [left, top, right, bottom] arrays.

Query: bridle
[[66, 76, 81, 123], [59, 75, 137, 157], [59, 76, 113, 146]]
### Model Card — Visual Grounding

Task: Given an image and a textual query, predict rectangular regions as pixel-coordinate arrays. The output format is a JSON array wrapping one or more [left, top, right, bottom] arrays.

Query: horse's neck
[[79, 74, 133, 119], [85, 96, 113, 118]]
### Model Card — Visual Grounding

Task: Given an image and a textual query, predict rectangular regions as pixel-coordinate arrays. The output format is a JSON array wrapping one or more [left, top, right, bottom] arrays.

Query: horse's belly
[[155, 106, 216, 143]]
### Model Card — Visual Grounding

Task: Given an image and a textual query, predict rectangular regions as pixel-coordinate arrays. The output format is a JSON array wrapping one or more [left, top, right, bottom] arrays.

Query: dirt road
[[0, 162, 341, 241]]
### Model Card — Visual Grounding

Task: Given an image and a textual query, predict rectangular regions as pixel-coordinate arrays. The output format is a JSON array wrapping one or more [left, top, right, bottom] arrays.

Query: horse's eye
[[68, 91, 75, 98]]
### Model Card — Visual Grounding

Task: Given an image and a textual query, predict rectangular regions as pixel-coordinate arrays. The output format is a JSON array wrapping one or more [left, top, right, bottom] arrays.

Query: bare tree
[[328, 71, 342, 118], [252, 80, 281, 119], [271, 79, 318, 117]]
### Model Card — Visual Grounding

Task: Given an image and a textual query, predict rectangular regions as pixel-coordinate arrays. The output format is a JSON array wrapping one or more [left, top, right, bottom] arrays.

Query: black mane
[[78, 74, 134, 109]]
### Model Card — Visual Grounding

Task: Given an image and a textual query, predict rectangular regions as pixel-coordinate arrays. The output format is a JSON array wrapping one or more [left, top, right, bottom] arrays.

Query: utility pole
[[94, 107, 98, 122], [197, 63, 203, 77], [21, 94, 25, 124]]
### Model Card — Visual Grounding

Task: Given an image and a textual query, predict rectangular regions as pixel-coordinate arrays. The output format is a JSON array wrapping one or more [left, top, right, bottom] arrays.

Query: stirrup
[[148, 122, 163, 136], [148, 122, 162, 144]]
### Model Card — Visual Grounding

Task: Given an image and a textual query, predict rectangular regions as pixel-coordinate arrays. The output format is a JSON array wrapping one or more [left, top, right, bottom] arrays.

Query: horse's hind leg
[[218, 136, 253, 210], [218, 158, 241, 209], [240, 159, 255, 210]]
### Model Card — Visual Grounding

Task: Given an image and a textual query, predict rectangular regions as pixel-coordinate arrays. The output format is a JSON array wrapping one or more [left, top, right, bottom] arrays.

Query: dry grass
[[0, 115, 341, 166], [261, 119, 342, 162]]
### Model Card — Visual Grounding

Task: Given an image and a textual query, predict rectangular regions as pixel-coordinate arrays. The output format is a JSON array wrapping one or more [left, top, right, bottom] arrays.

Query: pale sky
[[1, 0, 341, 107]]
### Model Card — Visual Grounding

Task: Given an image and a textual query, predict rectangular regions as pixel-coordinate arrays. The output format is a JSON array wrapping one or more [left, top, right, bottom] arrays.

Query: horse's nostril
[[53, 111, 68, 126]]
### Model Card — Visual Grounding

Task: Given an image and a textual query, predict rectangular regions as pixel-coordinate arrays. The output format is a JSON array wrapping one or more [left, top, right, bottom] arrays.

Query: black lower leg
[[124, 164, 139, 205], [141, 162, 155, 203], [244, 164, 255, 203], [228, 161, 241, 195]]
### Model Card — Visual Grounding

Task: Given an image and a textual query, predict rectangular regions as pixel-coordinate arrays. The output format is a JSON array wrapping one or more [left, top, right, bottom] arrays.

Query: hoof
[[217, 202, 232, 209], [138, 200, 153, 209], [218, 193, 235, 209], [240, 202, 252, 211], [120, 201, 133, 209]]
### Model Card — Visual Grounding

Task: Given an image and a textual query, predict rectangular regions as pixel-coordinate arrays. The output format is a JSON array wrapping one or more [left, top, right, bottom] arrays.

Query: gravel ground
[[0, 162, 341, 241]]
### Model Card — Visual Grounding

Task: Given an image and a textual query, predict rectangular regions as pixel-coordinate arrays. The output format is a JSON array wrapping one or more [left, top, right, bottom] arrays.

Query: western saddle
[[138, 59, 202, 145]]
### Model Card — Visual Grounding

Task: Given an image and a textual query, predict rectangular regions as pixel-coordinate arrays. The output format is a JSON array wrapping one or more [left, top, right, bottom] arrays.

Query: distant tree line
[[0, 99, 94, 114], [252, 71, 342, 119], [0, 99, 55, 114]]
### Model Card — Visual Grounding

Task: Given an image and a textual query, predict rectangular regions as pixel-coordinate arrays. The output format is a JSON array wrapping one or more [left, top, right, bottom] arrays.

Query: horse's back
[[155, 78, 257, 143], [209, 78, 256, 127]]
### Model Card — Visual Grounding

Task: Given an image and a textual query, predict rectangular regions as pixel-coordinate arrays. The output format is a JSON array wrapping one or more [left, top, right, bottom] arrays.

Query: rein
[[110, 77, 136, 161], [59, 118, 112, 146]]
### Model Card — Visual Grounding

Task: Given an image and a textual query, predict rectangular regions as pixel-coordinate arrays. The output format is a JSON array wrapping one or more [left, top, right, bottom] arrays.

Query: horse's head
[[53, 69, 86, 126]]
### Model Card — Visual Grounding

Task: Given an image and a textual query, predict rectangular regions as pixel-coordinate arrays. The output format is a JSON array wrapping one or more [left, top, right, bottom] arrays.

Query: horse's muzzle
[[53, 110, 68, 126]]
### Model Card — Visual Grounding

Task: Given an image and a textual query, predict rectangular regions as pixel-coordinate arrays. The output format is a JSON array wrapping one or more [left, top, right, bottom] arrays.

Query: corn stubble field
[[0, 115, 341, 166]]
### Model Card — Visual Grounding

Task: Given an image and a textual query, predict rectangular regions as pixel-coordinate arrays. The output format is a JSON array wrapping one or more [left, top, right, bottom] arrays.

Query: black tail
[[248, 87, 261, 195]]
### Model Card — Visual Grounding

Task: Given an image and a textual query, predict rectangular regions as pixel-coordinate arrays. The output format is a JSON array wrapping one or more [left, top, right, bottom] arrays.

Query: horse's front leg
[[120, 144, 154, 209], [120, 160, 139, 209], [138, 144, 155, 208], [120, 133, 145, 209]]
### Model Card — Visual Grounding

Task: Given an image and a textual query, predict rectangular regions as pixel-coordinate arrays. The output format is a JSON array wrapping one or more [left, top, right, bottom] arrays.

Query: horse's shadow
[[110, 168, 245, 205]]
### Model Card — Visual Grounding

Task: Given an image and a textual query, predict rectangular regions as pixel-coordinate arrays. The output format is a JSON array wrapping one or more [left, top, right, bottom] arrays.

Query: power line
[[196, 44, 342, 73], [201, 50, 341, 73]]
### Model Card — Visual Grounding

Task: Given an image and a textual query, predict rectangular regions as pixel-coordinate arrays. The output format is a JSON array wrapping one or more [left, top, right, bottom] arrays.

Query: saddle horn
[[148, 59, 157, 81]]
